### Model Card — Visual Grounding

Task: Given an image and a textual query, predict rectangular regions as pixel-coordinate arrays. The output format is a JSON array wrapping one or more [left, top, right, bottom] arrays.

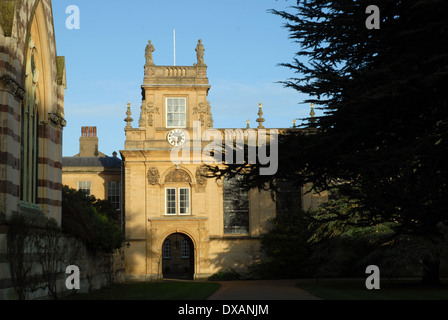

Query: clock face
[[167, 129, 186, 146]]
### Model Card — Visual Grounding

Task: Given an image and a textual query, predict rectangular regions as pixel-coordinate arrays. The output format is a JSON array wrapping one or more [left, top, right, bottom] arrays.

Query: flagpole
[[173, 28, 176, 66]]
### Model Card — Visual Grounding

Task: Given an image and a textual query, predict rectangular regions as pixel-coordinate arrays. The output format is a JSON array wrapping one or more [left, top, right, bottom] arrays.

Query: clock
[[167, 129, 186, 146]]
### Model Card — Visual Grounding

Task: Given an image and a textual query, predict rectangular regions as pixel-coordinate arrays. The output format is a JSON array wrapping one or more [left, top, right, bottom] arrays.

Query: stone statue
[[195, 39, 205, 66], [145, 40, 155, 66]]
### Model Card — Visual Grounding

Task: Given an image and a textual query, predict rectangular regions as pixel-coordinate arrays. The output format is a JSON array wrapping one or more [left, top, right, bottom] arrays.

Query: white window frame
[[178, 187, 190, 215], [166, 97, 187, 128], [165, 187, 191, 216], [78, 181, 91, 196], [165, 188, 177, 215]]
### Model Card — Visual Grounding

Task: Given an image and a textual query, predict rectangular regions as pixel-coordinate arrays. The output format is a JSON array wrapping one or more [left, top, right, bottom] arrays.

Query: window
[[162, 239, 171, 258], [165, 187, 191, 215], [78, 181, 91, 196], [181, 239, 190, 258], [179, 188, 190, 215], [166, 97, 186, 128], [107, 181, 120, 209], [165, 188, 177, 215], [20, 47, 39, 203], [223, 175, 249, 234]]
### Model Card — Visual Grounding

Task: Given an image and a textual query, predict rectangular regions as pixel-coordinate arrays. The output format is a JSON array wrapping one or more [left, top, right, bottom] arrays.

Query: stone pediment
[[164, 169, 192, 183]]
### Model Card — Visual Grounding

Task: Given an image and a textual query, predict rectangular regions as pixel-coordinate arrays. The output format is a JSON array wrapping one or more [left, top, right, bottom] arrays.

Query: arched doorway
[[162, 233, 194, 279]]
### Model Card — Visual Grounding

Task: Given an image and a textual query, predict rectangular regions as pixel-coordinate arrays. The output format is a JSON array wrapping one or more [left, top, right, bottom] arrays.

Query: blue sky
[[52, 0, 314, 157]]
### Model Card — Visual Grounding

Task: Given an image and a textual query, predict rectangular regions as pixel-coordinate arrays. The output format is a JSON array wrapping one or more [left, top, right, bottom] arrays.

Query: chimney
[[79, 126, 99, 157]]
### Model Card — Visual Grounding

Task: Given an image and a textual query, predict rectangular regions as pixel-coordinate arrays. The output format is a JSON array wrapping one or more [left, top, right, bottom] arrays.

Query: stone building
[[0, 0, 66, 298], [1, 0, 329, 297], [121, 40, 327, 280], [62, 126, 122, 211]]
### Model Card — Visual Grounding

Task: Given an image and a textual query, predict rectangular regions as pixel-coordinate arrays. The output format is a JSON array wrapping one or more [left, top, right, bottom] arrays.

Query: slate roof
[[62, 156, 122, 168]]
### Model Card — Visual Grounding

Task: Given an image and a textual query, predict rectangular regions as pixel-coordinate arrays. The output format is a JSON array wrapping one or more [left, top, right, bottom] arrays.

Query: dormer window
[[166, 97, 186, 128]]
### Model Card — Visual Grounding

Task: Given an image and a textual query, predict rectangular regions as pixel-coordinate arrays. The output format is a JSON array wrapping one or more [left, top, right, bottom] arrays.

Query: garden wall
[[0, 230, 125, 300]]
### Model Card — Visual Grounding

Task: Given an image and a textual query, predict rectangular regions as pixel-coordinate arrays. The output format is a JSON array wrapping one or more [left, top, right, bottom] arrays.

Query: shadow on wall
[[208, 237, 263, 280], [124, 218, 266, 281], [123, 223, 148, 280]]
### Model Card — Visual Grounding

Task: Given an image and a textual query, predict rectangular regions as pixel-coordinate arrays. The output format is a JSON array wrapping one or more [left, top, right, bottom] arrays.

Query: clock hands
[[168, 129, 186, 146]]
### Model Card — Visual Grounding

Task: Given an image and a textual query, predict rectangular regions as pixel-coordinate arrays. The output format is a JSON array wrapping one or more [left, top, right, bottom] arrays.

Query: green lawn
[[62, 281, 221, 300], [296, 279, 448, 300]]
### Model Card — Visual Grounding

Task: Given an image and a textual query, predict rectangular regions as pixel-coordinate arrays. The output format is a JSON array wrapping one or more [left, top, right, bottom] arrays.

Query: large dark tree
[[208, 0, 448, 283]]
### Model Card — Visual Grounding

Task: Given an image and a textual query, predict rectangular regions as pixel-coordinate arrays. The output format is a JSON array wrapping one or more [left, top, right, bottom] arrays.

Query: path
[[206, 279, 321, 300]]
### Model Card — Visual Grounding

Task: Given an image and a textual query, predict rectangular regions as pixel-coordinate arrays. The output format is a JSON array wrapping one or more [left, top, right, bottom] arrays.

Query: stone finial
[[309, 103, 316, 127], [124, 102, 133, 128], [256, 102, 265, 129], [246, 119, 250, 129], [293, 118, 297, 128]]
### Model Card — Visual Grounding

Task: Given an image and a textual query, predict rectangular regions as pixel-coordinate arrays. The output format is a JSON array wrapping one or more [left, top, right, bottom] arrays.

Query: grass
[[62, 280, 221, 300], [296, 279, 448, 300], [61, 278, 448, 300]]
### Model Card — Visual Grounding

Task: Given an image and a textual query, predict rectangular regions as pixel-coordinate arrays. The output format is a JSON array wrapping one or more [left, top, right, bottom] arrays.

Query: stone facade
[[121, 40, 326, 281], [0, 0, 67, 298], [0, 0, 66, 223], [62, 126, 122, 211], [0, 0, 327, 295]]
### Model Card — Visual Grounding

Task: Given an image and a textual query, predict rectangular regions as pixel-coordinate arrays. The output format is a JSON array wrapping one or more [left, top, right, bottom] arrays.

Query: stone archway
[[161, 233, 194, 280]]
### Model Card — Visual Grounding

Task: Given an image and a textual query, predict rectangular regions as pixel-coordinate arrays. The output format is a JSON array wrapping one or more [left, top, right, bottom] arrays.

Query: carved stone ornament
[[207, 115, 214, 128], [145, 40, 155, 66], [0, 75, 25, 101], [147, 167, 160, 185], [138, 100, 147, 127], [124, 102, 133, 128], [165, 169, 191, 183], [196, 67, 207, 78], [195, 166, 208, 185], [139, 101, 159, 127], [5, 78, 18, 94], [193, 101, 213, 128], [195, 39, 205, 66], [146, 102, 159, 127], [193, 102, 208, 115], [48, 113, 59, 125], [145, 67, 156, 77], [48, 112, 67, 128], [15, 87, 26, 101]]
